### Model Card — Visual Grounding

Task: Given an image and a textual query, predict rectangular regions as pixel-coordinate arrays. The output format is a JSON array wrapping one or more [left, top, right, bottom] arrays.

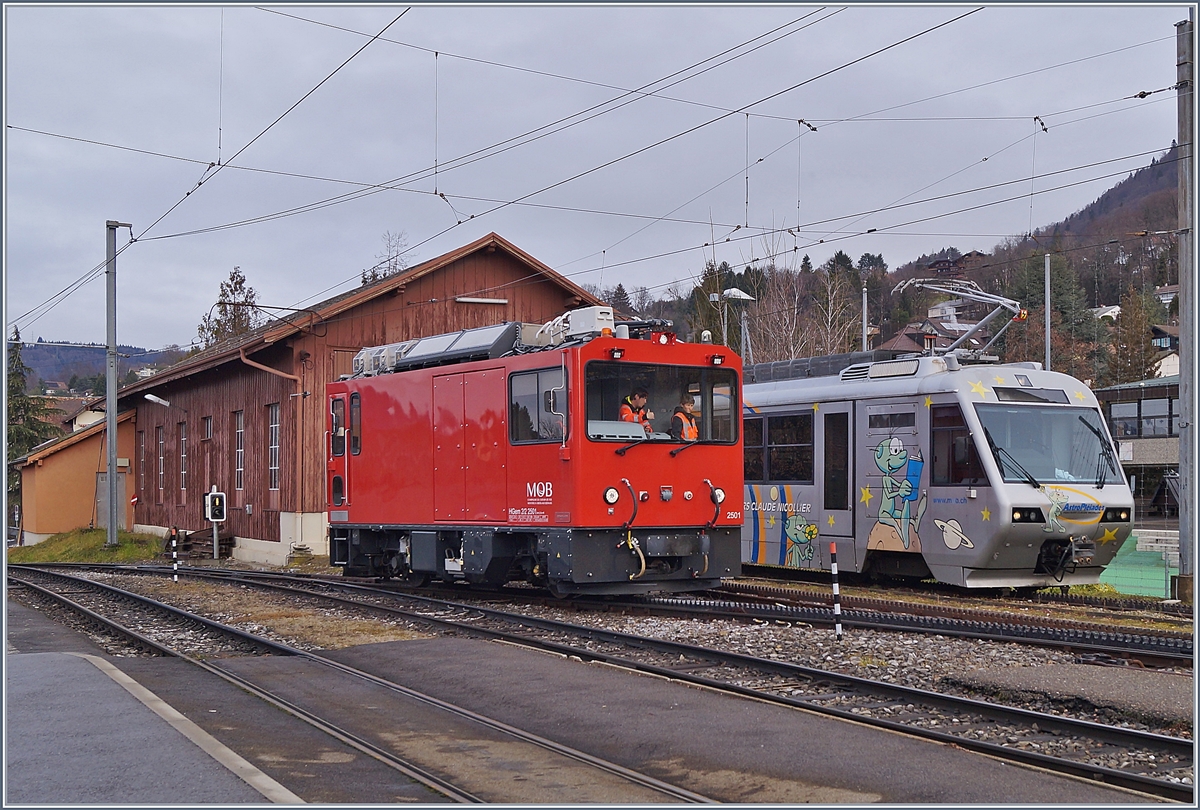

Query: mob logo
[[527, 481, 553, 499]]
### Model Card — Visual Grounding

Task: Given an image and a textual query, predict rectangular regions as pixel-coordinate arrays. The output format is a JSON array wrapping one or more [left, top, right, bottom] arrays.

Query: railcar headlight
[[603, 487, 620, 505], [1011, 507, 1045, 524], [711, 487, 726, 504], [1102, 507, 1131, 523]]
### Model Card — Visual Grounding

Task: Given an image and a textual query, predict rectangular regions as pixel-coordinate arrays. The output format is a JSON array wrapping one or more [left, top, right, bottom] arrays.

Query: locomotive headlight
[[1011, 507, 1046, 524], [603, 487, 620, 505], [1102, 507, 1131, 523], [711, 487, 726, 504]]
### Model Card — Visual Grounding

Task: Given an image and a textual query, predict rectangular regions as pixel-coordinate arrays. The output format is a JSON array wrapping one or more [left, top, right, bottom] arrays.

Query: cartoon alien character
[[873, 436, 928, 550], [783, 513, 817, 566], [1044, 488, 1069, 533]]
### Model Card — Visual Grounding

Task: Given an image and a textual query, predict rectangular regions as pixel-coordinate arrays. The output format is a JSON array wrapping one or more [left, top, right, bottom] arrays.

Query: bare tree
[[810, 267, 858, 356], [362, 230, 410, 285], [746, 264, 816, 363]]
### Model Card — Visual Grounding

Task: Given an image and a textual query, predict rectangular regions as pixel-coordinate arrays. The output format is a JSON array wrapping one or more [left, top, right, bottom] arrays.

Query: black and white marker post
[[830, 541, 843, 641], [169, 527, 178, 582]]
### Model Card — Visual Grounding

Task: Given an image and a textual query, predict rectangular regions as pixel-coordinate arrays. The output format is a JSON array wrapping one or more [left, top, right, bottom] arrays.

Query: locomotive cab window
[[584, 361, 738, 443], [510, 368, 567, 443], [331, 399, 346, 457], [931, 404, 986, 485], [349, 393, 362, 455]]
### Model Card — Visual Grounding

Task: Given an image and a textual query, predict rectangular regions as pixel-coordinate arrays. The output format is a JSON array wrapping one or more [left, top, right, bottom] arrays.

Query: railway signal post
[[204, 487, 227, 561]]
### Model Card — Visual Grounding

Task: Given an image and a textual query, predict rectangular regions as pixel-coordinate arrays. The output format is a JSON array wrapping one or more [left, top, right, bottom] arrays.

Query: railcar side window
[[331, 399, 345, 457], [931, 404, 986, 485], [349, 393, 362, 455], [767, 413, 814, 483], [743, 416, 764, 481], [510, 368, 567, 443], [823, 412, 849, 510]]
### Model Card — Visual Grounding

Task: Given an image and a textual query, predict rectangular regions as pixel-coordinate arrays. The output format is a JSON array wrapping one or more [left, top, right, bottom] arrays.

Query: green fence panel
[[1099, 534, 1177, 598]]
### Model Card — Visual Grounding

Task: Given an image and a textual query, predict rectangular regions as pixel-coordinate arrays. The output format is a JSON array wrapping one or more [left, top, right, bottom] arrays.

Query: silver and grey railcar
[[741, 353, 1133, 588]]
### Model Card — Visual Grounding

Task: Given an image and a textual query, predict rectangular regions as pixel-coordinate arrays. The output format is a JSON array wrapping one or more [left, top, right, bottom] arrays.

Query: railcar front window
[[584, 361, 738, 443], [974, 404, 1116, 484]]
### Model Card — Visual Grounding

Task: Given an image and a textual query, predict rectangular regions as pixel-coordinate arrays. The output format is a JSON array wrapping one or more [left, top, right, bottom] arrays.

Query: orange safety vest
[[673, 411, 698, 441], [619, 398, 651, 430]]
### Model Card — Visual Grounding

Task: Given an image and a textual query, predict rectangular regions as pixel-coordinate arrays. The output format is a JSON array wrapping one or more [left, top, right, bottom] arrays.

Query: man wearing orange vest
[[619, 388, 654, 434], [669, 393, 698, 442]]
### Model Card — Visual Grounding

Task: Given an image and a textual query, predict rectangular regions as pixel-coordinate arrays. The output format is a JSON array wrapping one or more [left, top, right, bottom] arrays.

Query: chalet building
[[19, 233, 602, 563], [878, 313, 988, 355]]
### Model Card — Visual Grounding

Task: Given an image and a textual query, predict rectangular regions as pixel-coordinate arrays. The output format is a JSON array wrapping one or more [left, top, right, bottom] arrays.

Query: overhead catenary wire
[[9, 9, 1172, 345]]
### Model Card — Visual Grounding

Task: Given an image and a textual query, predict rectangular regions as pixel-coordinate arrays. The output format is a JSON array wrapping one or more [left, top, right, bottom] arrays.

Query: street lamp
[[708, 287, 756, 357]]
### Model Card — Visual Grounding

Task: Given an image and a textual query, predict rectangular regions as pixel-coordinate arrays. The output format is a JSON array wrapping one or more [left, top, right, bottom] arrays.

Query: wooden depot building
[[15, 233, 602, 564]]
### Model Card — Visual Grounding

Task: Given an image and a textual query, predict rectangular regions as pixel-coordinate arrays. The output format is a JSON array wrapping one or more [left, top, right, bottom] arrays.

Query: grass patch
[[7, 528, 163, 565], [1051, 583, 1123, 597]]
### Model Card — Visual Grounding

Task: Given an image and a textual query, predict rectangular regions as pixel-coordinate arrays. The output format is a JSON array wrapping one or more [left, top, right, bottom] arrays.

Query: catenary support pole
[[104, 221, 131, 548], [1044, 253, 1051, 372], [1175, 14, 1195, 599], [862, 286, 868, 351]]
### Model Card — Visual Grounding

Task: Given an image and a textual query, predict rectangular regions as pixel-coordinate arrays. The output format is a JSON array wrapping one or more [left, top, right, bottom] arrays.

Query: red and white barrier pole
[[830, 541, 843, 641]]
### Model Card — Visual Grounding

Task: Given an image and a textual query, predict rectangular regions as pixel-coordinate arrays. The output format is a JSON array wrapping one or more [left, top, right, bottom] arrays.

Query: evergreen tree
[[608, 283, 634, 316], [196, 266, 264, 349], [7, 328, 64, 502], [1098, 285, 1159, 386]]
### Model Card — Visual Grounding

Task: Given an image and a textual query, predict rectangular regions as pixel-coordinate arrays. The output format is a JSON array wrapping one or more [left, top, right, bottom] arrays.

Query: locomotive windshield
[[974, 404, 1120, 486], [584, 361, 738, 443]]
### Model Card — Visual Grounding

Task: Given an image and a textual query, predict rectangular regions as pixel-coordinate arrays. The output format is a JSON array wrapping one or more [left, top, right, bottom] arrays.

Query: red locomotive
[[326, 306, 744, 595]]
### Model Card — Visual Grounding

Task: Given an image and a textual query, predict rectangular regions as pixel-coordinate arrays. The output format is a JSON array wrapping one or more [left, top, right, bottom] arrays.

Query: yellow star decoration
[[767, 515, 776, 527], [1073, 390, 1086, 401], [1098, 527, 1119, 544], [860, 486, 874, 507], [924, 395, 933, 408], [969, 380, 988, 398], [812, 402, 819, 412], [981, 507, 991, 521], [827, 514, 836, 527], [994, 376, 1006, 385]]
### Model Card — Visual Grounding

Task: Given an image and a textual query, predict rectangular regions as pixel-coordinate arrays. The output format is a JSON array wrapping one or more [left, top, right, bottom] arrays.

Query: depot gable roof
[[109, 232, 600, 404]]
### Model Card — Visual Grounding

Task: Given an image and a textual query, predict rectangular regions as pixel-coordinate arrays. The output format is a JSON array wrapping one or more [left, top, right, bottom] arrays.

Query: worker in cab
[[619, 388, 655, 434], [669, 393, 698, 442]]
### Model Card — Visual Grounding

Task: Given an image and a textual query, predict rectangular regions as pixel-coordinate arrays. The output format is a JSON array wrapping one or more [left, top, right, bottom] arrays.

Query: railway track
[[6, 566, 716, 804], [13, 563, 1192, 802]]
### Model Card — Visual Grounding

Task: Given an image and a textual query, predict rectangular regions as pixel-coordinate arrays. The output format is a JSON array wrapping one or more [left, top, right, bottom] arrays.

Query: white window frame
[[234, 410, 245, 491], [267, 403, 280, 491]]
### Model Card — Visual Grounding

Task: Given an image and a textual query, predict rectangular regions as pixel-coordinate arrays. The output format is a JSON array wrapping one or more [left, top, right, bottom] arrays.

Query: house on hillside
[[879, 313, 988, 355], [13, 233, 603, 564]]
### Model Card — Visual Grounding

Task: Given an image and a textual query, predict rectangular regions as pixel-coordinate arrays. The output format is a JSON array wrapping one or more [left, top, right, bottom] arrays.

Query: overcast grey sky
[[3, 3, 1190, 352]]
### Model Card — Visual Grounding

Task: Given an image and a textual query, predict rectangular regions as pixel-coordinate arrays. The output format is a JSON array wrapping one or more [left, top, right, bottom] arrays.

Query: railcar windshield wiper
[[983, 427, 1041, 489], [1076, 414, 1119, 489]]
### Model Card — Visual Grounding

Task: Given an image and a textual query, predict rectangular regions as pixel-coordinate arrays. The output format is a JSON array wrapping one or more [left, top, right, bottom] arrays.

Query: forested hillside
[[588, 146, 1179, 387]]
